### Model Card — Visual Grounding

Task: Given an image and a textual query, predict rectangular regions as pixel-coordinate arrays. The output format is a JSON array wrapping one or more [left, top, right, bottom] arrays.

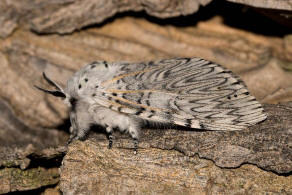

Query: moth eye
[[234, 94, 238, 97], [78, 84, 82, 89], [95, 85, 99, 88], [84, 78, 88, 82], [227, 96, 231, 100]]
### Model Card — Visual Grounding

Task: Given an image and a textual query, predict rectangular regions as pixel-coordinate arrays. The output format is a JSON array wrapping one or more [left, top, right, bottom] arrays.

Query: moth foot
[[67, 135, 76, 145], [133, 138, 138, 155]]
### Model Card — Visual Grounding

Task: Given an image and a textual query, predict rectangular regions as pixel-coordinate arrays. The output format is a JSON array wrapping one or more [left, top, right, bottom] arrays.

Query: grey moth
[[36, 57, 267, 153]]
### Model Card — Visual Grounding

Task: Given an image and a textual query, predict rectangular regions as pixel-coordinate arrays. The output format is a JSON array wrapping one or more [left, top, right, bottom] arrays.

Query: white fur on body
[[68, 99, 141, 144]]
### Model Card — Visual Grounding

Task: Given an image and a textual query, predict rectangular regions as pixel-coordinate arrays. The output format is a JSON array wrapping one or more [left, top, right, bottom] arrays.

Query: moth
[[36, 57, 267, 153]]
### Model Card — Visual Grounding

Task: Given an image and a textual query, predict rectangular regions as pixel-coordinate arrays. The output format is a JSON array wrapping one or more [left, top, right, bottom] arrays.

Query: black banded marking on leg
[[133, 138, 138, 155], [108, 132, 113, 149]]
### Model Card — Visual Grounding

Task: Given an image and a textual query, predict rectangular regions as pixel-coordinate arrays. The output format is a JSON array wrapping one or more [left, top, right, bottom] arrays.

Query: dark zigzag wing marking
[[142, 61, 217, 85], [110, 58, 264, 128], [101, 57, 266, 131]]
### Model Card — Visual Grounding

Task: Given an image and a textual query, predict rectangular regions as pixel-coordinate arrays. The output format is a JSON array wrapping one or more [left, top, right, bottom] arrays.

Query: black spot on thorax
[[104, 61, 108, 68]]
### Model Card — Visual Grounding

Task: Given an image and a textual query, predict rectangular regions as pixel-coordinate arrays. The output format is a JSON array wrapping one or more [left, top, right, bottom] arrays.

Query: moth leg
[[128, 120, 141, 155], [133, 138, 139, 155], [75, 127, 91, 141], [67, 126, 77, 144], [106, 126, 114, 149]]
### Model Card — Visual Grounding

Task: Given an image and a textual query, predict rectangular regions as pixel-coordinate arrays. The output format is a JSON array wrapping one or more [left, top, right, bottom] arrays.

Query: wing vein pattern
[[79, 58, 267, 131]]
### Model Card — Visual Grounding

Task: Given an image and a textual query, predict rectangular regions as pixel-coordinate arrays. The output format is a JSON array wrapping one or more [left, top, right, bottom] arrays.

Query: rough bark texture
[[0, 100, 66, 193], [1, 0, 291, 38], [226, 0, 292, 28], [227, 0, 292, 10], [0, 167, 59, 194], [59, 103, 292, 174], [0, 0, 292, 194], [60, 138, 292, 195], [0, 0, 212, 38]]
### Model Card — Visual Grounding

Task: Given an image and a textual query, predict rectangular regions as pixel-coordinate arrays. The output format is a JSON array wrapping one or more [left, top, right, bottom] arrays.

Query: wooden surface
[[0, 0, 292, 194]]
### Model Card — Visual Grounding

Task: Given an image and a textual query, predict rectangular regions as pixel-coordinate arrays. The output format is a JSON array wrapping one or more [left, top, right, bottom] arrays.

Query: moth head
[[35, 72, 71, 105]]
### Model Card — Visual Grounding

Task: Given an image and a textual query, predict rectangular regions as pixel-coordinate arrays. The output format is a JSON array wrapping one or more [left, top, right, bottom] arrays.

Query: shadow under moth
[[36, 57, 267, 154]]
